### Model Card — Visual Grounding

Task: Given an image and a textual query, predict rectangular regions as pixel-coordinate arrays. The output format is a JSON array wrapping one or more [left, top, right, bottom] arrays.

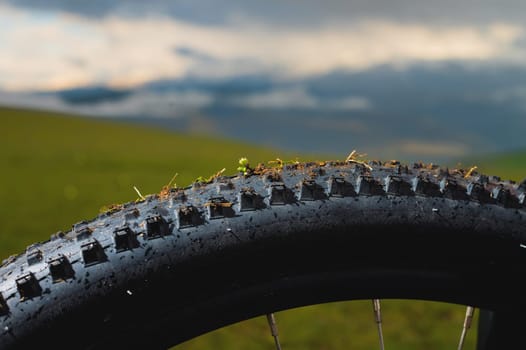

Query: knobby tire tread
[[0, 160, 525, 349]]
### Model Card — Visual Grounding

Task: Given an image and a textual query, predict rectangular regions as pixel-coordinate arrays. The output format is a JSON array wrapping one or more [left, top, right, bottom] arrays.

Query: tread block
[[73, 221, 89, 230], [467, 182, 494, 203], [216, 181, 234, 192], [239, 189, 264, 211], [518, 179, 526, 206], [26, 247, 43, 266], [207, 197, 234, 219], [16, 273, 42, 300], [477, 174, 489, 184], [412, 177, 442, 197], [177, 206, 202, 228], [269, 183, 295, 205], [299, 180, 327, 201], [145, 216, 170, 239], [264, 172, 282, 183], [327, 177, 355, 197], [124, 208, 140, 221], [356, 176, 384, 195], [81, 240, 107, 266], [492, 187, 520, 208], [1, 255, 17, 267], [168, 189, 186, 201], [114, 227, 139, 251], [489, 175, 501, 182], [48, 255, 75, 282], [385, 176, 413, 195], [50, 231, 65, 241], [76, 227, 92, 241], [0, 292, 8, 316], [440, 178, 468, 200]]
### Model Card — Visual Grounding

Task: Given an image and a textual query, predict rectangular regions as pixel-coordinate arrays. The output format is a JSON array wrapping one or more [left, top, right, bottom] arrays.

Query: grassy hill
[[0, 107, 285, 253], [3, 106, 521, 349], [469, 151, 526, 183]]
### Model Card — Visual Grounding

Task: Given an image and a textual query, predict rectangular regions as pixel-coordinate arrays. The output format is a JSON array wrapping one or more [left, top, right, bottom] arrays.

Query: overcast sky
[[7, 0, 526, 26], [1, 0, 526, 91]]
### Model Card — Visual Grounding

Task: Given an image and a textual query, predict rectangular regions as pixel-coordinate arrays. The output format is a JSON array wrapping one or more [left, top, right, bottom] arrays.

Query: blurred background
[[2, 0, 526, 349]]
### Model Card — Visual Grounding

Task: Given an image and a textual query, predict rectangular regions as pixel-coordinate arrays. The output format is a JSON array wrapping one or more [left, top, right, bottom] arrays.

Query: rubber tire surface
[[0, 160, 525, 349]]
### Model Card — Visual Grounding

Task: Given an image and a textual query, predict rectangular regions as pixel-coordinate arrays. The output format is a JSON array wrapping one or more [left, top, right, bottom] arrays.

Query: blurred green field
[[0, 107, 285, 253], [468, 151, 526, 183], [3, 106, 525, 349]]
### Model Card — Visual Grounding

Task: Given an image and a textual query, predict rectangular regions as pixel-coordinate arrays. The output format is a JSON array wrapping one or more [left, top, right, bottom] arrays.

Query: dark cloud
[[4, 0, 118, 17], [4, 0, 526, 26]]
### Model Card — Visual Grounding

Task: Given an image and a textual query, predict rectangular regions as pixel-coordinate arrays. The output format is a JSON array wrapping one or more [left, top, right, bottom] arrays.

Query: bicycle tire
[[0, 160, 525, 349]]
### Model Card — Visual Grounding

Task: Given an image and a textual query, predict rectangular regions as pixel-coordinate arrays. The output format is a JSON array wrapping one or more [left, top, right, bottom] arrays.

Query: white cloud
[[0, 89, 213, 118], [230, 87, 318, 109], [78, 91, 214, 118], [0, 4, 525, 91], [490, 85, 526, 112], [491, 85, 526, 102], [229, 86, 371, 111], [333, 96, 371, 110]]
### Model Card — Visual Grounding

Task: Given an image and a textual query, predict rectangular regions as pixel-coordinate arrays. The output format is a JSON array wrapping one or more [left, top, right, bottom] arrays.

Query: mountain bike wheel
[[0, 159, 524, 349]]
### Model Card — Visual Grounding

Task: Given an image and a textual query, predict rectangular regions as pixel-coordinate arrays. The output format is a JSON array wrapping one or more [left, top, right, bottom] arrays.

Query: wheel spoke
[[266, 313, 282, 350], [372, 299, 385, 350], [457, 306, 475, 350]]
